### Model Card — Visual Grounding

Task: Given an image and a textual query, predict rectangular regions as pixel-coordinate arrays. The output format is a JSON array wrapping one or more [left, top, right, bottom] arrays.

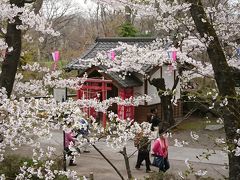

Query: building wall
[[133, 86, 145, 106], [161, 66, 181, 99], [135, 101, 183, 123], [147, 69, 161, 105], [146, 66, 181, 105], [133, 65, 182, 122]]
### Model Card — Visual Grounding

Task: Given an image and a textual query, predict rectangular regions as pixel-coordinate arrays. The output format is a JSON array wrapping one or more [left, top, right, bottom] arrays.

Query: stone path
[[35, 131, 228, 180]]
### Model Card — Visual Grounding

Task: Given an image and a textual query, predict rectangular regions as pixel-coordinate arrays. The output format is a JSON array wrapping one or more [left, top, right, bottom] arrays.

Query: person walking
[[149, 108, 161, 138], [64, 127, 77, 166], [77, 118, 90, 153], [134, 131, 152, 173], [152, 132, 170, 172]]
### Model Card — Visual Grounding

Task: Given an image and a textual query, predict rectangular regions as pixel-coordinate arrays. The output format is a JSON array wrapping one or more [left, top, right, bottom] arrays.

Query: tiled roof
[[65, 37, 156, 87]]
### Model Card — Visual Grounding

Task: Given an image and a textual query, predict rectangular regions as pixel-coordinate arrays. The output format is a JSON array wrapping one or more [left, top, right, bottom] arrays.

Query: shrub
[[0, 155, 69, 179]]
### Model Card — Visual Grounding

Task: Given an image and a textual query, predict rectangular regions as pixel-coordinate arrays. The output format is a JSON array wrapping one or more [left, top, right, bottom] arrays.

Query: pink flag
[[52, 51, 60, 62], [172, 51, 177, 61], [111, 51, 115, 60], [54, 51, 60, 62], [108, 51, 115, 60]]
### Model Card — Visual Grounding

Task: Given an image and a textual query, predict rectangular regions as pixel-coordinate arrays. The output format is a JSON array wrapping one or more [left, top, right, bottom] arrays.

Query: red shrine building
[[65, 37, 183, 124]]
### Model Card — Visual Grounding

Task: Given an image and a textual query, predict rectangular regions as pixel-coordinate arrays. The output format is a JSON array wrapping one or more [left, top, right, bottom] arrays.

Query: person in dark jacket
[[149, 108, 161, 139], [134, 131, 153, 173], [150, 108, 160, 130]]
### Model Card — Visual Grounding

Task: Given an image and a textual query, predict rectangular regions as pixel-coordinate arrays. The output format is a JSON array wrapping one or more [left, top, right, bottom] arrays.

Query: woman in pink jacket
[[64, 130, 77, 166], [152, 133, 170, 172]]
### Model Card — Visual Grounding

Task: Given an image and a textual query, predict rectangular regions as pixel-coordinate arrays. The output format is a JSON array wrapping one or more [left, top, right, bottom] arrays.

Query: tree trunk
[[160, 94, 175, 127], [125, 6, 132, 24], [0, 0, 44, 97], [187, 1, 240, 179], [150, 78, 175, 129], [122, 146, 132, 180], [0, 1, 24, 97], [32, 0, 43, 14]]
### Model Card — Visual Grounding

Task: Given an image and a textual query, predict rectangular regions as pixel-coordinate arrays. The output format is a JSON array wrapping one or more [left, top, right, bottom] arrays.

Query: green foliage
[[0, 155, 34, 179], [20, 50, 36, 67], [118, 22, 138, 37], [0, 155, 70, 179]]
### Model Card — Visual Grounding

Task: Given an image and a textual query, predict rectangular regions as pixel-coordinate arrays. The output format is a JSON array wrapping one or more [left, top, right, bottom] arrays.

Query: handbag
[[152, 155, 170, 172], [152, 155, 164, 168]]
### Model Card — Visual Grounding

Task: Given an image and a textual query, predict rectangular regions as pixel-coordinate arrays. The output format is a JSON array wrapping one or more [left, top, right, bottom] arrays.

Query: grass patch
[[176, 120, 206, 131], [174, 117, 220, 131]]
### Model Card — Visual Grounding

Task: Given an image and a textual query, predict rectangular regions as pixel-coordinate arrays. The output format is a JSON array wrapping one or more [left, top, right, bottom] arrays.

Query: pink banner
[[111, 51, 115, 60], [172, 51, 177, 61], [108, 51, 115, 60], [52, 51, 60, 62]]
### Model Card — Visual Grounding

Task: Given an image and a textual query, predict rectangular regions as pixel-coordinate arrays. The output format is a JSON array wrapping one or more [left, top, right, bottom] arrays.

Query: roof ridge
[[95, 37, 156, 42]]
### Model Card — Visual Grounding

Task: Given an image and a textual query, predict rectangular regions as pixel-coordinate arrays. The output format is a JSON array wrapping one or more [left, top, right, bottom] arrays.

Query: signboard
[[53, 88, 67, 102]]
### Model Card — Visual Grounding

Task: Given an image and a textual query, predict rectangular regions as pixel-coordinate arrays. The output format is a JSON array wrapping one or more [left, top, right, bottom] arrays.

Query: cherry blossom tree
[[0, 60, 155, 179], [0, 0, 239, 179], [0, 0, 59, 97], [83, 0, 240, 179]]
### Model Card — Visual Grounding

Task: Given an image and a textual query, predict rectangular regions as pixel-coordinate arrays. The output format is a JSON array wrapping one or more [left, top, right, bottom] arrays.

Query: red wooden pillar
[[118, 88, 134, 120], [76, 78, 112, 128], [102, 82, 107, 128], [77, 89, 83, 99], [118, 88, 125, 119], [125, 88, 134, 119], [89, 82, 98, 119]]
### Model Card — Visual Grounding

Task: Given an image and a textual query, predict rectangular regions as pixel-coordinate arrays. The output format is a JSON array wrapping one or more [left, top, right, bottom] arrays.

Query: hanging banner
[[52, 51, 60, 62], [172, 51, 177, 61], [167, 50, 177, 61], [107, 50, 115, 60], [51, 50, 60, 70]]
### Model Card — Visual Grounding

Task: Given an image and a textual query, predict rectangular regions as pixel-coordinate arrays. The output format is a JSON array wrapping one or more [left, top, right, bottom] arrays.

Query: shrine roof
[[65, 37, 156, 87]]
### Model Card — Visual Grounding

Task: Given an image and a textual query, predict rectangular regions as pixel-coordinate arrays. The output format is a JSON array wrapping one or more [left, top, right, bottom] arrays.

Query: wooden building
[[65, 37, 183, 123]]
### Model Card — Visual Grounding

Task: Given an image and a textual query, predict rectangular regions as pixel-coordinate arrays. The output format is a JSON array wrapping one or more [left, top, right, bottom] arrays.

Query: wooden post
[[122, 146, 132, 179], [89, 172, 94, 180], [63, 131, 67, 171]]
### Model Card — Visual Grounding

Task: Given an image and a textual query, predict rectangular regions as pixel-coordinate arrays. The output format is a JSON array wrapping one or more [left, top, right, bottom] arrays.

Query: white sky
[[73, 0, 97, 11]]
